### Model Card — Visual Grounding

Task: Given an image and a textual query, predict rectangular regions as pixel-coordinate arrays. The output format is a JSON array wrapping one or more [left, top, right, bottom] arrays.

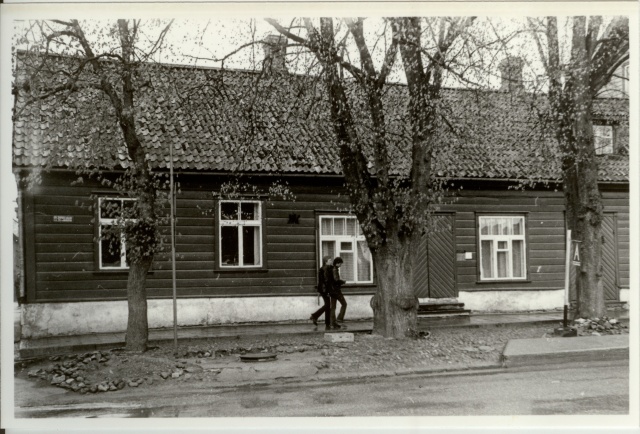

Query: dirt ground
[[15, 318, 627, 395]]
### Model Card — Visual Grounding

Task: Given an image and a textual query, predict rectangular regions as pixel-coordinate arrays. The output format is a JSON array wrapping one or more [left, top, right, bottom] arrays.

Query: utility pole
[[169, 142, 178, 350]]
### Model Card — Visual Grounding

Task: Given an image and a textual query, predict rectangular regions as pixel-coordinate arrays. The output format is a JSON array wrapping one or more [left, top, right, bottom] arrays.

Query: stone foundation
[[19, 295, 375, 339]]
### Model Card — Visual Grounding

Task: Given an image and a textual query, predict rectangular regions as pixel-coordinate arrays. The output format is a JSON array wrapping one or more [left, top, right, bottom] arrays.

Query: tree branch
[[527, 18, 549, 76], [265, 18, 365, 82]]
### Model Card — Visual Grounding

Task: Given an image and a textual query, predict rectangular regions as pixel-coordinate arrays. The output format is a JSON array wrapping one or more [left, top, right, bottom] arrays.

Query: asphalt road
[[15, 359, 629, 418]]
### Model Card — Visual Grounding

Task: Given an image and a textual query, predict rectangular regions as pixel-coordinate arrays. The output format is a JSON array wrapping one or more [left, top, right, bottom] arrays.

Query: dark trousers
[[330, 292, 347, 325], [311, 293, 331, 325]]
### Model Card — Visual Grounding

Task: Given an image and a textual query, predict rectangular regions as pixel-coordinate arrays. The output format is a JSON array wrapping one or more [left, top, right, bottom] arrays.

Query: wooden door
[[602, 213, 620, 301], [413, 214, 457, 299], [570, 213, 620, 304]]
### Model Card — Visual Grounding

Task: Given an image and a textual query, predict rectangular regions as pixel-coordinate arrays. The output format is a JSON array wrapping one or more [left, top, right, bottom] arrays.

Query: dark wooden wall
[[21, 172, 629, 303], [23, 172, 375, 302], [441, 185, 629, 294]]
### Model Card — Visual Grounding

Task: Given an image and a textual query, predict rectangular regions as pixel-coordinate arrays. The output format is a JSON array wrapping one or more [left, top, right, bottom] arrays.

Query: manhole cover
[[240, 353, 278, 362]]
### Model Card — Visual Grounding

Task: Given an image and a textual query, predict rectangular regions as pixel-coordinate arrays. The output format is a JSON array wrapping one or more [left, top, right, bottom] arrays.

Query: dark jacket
[[317, 264, 331, 294], [327, 266, 346, 296]]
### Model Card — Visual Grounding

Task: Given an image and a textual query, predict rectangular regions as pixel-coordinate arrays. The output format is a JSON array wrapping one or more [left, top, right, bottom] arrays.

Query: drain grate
[[239, 353, 278, 362]]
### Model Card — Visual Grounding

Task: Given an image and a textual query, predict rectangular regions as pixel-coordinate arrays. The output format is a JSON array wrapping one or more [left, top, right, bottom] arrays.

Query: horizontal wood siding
[[28, 172, 354, 302], [24, 172, 628, 302], [448, 190, 572, 292]]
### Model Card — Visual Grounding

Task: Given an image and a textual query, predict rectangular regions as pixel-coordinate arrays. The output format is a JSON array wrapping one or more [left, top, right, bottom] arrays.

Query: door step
[[418, 302, 470, 317]]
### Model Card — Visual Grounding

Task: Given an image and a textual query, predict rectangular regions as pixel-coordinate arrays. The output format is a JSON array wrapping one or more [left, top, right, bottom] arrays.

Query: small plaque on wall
[[53, 215, 73, 223]]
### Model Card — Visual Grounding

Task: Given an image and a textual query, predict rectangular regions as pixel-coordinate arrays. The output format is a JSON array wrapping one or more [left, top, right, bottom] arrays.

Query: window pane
[[497, 218, 508, 235], [512, 218, 523, 235], [122, 200, 135, 219], [340, 241, 353, 251], [334, 218, 345, 236], [481, 240, 493, 279], [480, 218, 489, 235], [240, 202, 258, 221], [357, 241, 372, 281], [243, 226, 261, 266], [221, 202, 238, 220], [101, 231, 122, 268], [322, 241, 335, 261], [221, 226, 239, 265], [512, 240, 524, 278], [346, 218, 356, 236], [341, 252, 354, 282], [498, 240, 508, 250], [321, 219, 333, 236], [100, 199, 121, 219], [594, 125, 613, 155], [497, 251, 509, 277], [491, 218, 500, 235]]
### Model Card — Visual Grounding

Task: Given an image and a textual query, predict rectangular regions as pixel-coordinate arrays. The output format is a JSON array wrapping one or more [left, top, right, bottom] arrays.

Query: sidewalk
[[17, 309, 629, 360], [502, 334, 630, 367]]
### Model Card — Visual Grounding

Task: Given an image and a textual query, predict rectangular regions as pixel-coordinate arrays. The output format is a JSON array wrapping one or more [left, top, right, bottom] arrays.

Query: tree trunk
[[125, 258, 152, 352], [370, 235, 418, 338], [563, 137, 605, 319], [560, 18, 606, 319]]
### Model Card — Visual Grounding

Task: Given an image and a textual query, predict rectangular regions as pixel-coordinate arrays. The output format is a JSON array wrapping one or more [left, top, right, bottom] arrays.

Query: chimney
[[262, 34, 287, 73], [499, 56, 524, 92]]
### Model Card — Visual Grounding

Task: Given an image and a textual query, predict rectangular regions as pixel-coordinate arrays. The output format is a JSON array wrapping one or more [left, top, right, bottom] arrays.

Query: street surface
[[15, 359, 628, 418]]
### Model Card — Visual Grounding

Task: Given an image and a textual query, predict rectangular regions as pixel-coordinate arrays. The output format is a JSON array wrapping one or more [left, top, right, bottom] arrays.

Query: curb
[[196, 362, 505, 390], [502, 334, 630, 368]]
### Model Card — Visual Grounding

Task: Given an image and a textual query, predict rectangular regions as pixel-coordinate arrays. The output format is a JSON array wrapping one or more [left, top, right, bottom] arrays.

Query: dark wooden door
[[413, 214, 457, 299], [570, 213, 619, 304], [602, 213, 620, 301]]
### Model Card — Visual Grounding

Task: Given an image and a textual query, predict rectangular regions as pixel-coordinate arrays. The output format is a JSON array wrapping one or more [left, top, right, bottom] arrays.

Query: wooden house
[[12, 53, 629, 339]]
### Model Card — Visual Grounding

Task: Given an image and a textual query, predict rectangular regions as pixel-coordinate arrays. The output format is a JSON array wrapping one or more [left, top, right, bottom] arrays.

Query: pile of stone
[[27, 351, 112, 393], [572, 317, 627, 336], [28, 350, 159, 394], [158, 360, 204, 381]]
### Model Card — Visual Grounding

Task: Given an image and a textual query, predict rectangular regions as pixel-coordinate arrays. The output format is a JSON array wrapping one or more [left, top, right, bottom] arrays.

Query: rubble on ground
[[571, 317, 628, 336], [16, 319, 628, 393]]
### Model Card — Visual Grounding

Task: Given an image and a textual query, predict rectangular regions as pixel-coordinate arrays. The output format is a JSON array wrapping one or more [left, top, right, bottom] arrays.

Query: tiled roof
[[12, 60, 629, 183]]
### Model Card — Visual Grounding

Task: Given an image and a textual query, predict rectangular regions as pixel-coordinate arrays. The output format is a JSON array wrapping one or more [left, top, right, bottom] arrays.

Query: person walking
[[328, 257, 347, 329], [309, 256, 332, 329]]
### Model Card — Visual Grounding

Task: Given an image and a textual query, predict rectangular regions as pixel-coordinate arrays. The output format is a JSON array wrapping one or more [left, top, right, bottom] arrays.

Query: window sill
[[476, 279, 531, 284], [214, 268, 269, 274], [343, 283, 376, 288], [93, 270, 155, 276]]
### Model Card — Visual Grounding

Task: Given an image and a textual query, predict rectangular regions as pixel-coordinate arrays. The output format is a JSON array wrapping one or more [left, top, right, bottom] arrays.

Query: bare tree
[[264, 17, 476, 338], [529, 16, 629, 318], [13, 19, 174, 351]]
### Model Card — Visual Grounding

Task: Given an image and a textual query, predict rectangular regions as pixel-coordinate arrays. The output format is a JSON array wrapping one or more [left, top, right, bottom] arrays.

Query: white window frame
[[218, 200, 263, 268], [98, 197, 136, 270], [594, 124, 614, 155], [621, 63, 629, 94], [319, 215, 373, 284], [478, 215, 527, 281]]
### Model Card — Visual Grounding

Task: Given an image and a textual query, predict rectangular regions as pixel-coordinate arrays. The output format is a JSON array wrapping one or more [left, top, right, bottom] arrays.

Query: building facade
[[13, 55, 629, 340]]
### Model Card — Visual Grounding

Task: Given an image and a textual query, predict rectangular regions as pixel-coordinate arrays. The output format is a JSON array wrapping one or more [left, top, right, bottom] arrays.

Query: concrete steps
[[417, 302, 470, 318]]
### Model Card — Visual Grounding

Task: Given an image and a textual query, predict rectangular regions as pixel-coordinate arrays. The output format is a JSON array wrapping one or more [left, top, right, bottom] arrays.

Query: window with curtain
[[478, 215, 527, 281], [98, 197, 136, 270], [219, 200, 263, 268], [319, 215, 373, 284], [594, 125, 614, 155]]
